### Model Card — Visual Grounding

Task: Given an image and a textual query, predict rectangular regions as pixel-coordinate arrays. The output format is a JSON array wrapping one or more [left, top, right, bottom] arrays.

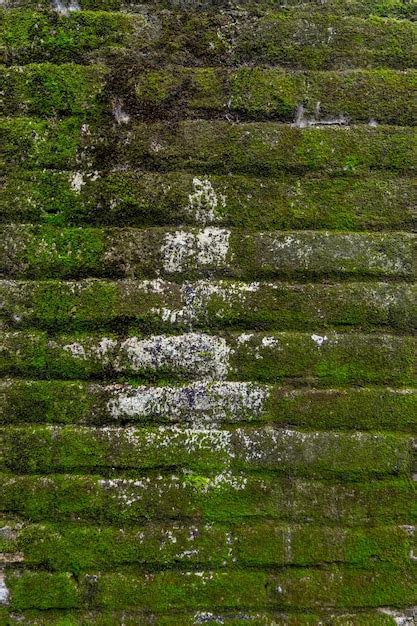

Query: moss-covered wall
[[0, 0, 416, 624]]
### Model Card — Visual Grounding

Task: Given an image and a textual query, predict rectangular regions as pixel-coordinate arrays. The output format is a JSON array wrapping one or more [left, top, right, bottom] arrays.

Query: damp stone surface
[[0, 0, 416, 623]]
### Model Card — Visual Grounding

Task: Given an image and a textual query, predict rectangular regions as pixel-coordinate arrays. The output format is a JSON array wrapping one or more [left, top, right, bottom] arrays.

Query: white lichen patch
[[311, 334, 328, 347], [0, 552, 24, 564], [69, 172, 85, 193], [118, 333, 230, 380], [52, 0, 80, 14], [161, 229, 230, 273], [0, 526, 18, 542], [236, 334, 282, 362], [193, 612, 227, 624], [293, 104, 309, 129], [179, 280, 261, 326], [63, 342, 87, 359], [58, 333, 231, 380], [98, 477, 150, 508], [204, 471, 248, 493], [379, 608, 417, 626], [261, 336, 279, 348], [162, 427, 233, 457], [237, 333, 254, 345], [266, 233, 317, 269], [92, 338, 118, 363], [186, 177, 226, 225], [293, 103, 350, 128], [102, 425, 234, 461], [177, 549, 199, 559], [282, 527, 293, 563], [162, 231, 195, 273], [141, 278, 169, 294], [196, 228, 230, 267], [106, 381, 269, 426], [150, 306, 185, 326], [98, 472, 245, 512], [185, 470, 248, 494], [112, 99, 130, 125], [0, 572, 9, 605]]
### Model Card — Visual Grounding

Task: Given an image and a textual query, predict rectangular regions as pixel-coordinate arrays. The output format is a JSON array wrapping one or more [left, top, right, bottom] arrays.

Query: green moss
[[2, 226, 414, 280], [232, 12, 417, 69], [1, 279, 188, 334], [1, 226, 106, 278], [296, 0, 417, 20], [0, 332, 47, 377], [270, 564, 417, 608], [202, 282, 417, 332], [236, 523, 413, 567], [1, 330, 415, 384], [2, 280, 415, 333], [1, 9, 139, 64], [88, 570, 269, 610], [342, 526, 412, 565], [3, 119, 417, 173], [236, 231, 416, 280], [6, 571, 79, 610], [1, 117, 84, 169], [134, 67, 417, 124], [17, 521, 233, 573], [1, 473, 416, 525], [0, 170, 88, 226], [1, 0, 416, 619], [164, 10, 417, 70], [266, 387, 417, 432], [0, 379, 94, 425], [135, 68, 189, 108], [2, 0, 416, 20], [27, 228, 105, 278], [119, 121, 417, 174], [304, 68, 417, 125], [1, 63, 108, 117], [0, 608, 402, 626], [2, 381, 415, 432], [8, 566, 415, 611], [30, 281, 119, 329], [231, 331, 416, 386], [22, 423, 397, 477], [10, 521, 413, 574], [78, 0, 122, 10], [2, 9, 416, 68], [280, 0, 417, 20], [2, 170, 415, 230]]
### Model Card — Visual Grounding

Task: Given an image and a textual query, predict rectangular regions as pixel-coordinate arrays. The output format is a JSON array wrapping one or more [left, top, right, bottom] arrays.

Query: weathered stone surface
[[1, 472, 416, 524], [134, 68, 417, 125], [3, 119, 417, 173], [1, 425, 412, 477], [4, 565, 417, 610], [1, 518, 413, 569], [1, 0, 416, 618], [2, 9, 416, 68], [0, 63, 108, 117], [1, 380, 416, 431], [0, 608, 413, 625], [1, 331, 415, 384], [1, 280, 415, 331], [3, 171, 415, 230], [3, 65, 416, 124], [2, 0, 417, 20], [1, 226, 415, 279]]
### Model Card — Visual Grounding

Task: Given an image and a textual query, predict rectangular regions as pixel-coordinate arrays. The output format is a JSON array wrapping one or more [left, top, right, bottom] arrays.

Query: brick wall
[[0, 0, 416, 623]]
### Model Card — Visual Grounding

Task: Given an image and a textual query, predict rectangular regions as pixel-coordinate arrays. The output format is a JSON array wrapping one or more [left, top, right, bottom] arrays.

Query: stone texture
[[0, 0, 416, 621]]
